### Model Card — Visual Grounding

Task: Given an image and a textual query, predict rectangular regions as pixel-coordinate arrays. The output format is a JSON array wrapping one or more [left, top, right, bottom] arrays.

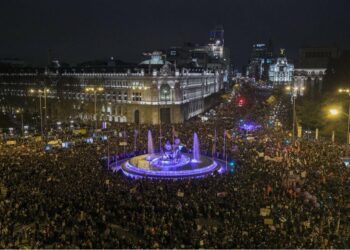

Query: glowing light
[[329, 109, 339, 116], [240, 122, 262, 131]]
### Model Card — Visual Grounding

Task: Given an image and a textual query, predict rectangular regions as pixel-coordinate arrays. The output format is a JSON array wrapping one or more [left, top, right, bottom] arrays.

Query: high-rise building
[[246, 40, 273, 82]]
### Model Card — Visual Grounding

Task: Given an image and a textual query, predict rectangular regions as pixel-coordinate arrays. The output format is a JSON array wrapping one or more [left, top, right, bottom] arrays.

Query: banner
[[297, 125, 302, 138], [216, 192, 227, 197], [6, 140, 16, 145], [260, 208, 271, 217], [177, 191, 184, 197], [48, 140, 60, 145], [79, 129, 87, 135], [73, 129, 87, 135], [264, 218, 274, 225]]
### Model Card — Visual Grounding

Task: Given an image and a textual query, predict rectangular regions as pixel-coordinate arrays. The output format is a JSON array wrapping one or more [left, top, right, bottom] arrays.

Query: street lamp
[[286, 85, 305, 143], [16, 108, 24, 136], [329, 109, 339, 116], [337, 88, 350, 148], [85, 87, 104, 130], [29, 88, 49, 138], [329, 107, 350, 148]]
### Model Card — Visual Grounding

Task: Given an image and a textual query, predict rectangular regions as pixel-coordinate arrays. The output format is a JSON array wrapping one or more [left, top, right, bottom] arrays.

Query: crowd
[[0, 84, 349, 248]]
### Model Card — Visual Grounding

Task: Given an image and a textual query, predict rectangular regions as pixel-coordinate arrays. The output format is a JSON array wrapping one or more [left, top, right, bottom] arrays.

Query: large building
[[166, 26, 231, 85], [0, 27, 230, 126], [294, 47, 340, 96], [246, 41, 274, 82], [268, 49, 294, 84], [0, 58, 224, 126]]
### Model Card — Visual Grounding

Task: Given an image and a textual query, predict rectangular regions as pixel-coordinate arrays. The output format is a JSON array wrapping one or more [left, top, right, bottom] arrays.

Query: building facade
[[246, 41, 274, 82], [268, 49, 294, 85], [0, 65, 223, 125], [294, 47, 339, 96]]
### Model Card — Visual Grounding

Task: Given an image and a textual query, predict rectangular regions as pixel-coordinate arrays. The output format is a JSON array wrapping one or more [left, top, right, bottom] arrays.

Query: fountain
[[192, 132, 201, 163], [147, 130, 154, 154], [121, 132, 221, 179]]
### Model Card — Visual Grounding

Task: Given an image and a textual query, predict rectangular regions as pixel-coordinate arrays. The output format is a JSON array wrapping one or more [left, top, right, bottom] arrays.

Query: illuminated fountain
[[122, 132, 221, 179], [147, 130, 154, 154], [192, 132, 201, 163]]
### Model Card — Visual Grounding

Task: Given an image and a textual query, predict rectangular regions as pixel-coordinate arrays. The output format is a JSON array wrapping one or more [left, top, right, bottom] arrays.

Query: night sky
[[1, 0, 350, 68]]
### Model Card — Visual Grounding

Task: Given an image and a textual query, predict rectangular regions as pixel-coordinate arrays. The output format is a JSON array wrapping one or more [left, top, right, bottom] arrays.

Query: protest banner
[[177, 191, 184, 197], [264, 218, 273, 225], [6, 140, 16, 145], [260, 208, 271, 217]]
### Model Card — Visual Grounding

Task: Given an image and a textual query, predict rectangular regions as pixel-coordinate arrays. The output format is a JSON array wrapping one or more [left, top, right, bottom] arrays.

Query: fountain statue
[[192, 132, 201, 163]]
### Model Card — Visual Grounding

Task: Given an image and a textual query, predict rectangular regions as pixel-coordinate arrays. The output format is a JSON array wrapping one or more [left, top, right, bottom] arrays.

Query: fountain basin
[[122, 153, 220, 179]]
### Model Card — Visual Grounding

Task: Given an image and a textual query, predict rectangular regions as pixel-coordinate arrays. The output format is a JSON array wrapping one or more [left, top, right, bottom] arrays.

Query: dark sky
[[1, 0, 350, 68]]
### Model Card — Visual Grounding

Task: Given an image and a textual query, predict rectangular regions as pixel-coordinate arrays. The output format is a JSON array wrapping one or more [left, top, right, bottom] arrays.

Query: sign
[[119, 142, 127, 146], [48, 140, 60, 145], [6, 140, 16, 145], [303, 221, 310, 228], [216, 192, 227, 197], [258, 152, 264, 157], [264, 218, 274, 225], [260, 208, 271, 217], [279, 217, 287, 223], [79, 129, 87, 135], [35, 136, 42, 142], [177, 191, 184, 197], [73, 129, 87, 135], [297, 125, 302, 138]]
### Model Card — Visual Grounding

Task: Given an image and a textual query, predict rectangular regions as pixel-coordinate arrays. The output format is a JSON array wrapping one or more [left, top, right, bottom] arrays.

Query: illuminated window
[[132, 92, 141, 101], [160, 84, 171, 101]]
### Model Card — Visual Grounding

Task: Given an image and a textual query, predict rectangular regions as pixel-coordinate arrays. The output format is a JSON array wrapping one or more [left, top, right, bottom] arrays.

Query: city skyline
[[1, 0, 350, 68]]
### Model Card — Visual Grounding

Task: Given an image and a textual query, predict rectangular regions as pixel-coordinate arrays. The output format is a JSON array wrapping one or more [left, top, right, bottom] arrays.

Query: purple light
[[124, 161, 218, 177], [122, 154, 220, 179], [240, 122, 261, 131]]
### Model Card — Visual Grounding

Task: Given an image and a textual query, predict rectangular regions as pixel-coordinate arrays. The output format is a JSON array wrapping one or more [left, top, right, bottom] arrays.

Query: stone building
[[0, 63, 223, 125]]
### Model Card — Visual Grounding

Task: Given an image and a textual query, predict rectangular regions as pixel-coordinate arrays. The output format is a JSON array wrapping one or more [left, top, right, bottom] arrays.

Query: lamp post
[[285, 85, 305, 143], [329, 106, 350, 154], [85, 87, 104, 131], [29, 88, 46, 138], [16, 108, 24, 136], [338, 89, 350, 147], [43, 88, 50, 131]]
